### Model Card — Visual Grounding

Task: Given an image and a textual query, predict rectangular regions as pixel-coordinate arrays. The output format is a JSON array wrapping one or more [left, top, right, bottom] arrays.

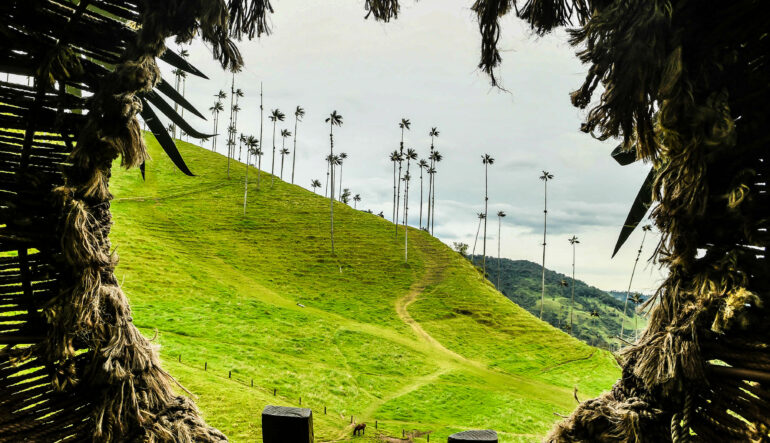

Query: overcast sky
[[157, 0, 666, 292]]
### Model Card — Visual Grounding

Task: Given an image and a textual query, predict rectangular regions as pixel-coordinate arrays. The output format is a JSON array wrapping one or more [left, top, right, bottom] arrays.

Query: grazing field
[[109, 135, 620, 442]]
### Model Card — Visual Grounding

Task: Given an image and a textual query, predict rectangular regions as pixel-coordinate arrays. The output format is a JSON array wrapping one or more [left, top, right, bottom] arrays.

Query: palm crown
[[209, 101, 223, 114], [295, 106, 305, 120], [311, 179, 322, 188], [429, 127, 439, 138], [477, 212, 486, 219], [569, 235, 580, 245], [482, 154, 494, 164], [216, 90, 227, 100], [281, 129, 292, 138], [406, 148, 418, 161], [390, 150, 402, 162], [269, 109, 286, 122], [399, 118, 411, 130], [326, 110, 343, 126], [540, 170, 554, 181], [430, 151, 443, 162], [280, 148, 290, 155], [418, 159, 429, 169], [497, 211, 506, 218]]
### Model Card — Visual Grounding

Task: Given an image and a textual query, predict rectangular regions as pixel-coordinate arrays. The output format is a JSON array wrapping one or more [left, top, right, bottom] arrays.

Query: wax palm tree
[[269, 109, 286, 187], [621, 224, 652, 340], [226, 75, 236, 176], [178, 49, 189, 132], [390, 150, 402, 224], [226, 124, 236, 178], [280, 147, 290, 179], [427, 127, 439, 230], [630, 293, 644, 342], [472, 212, 486, 258], [238, 133, 247, 162], [481, 154, 495, 275], [417, 159, 429, 228], [243, 136, 259, 214], [590, 309, 600, 345], [325, 153, 333, 197], [353, 194, 361, 209], [225, 137, 236, 178], [209, 101, 224, 151], [337, 152, 348, 200], [429, 150, 443, 235], [341, 188, 351, 205], [216, 90, 227, 101], [395, 118, 410, 234], [568, 235, 580, 334], [292, 106, 305, 184], [402, 171, 412, 262], [171, 68, 185, 138], [257, 83, 264, 190], [402, 148, 418, 224], [325, 111, 343, 253], [280, 129, 292, 179], [538, 170, 554, 319], [255, 146, 264, 190], [497, 210, 506, 288], [311, 179, 322, 194]]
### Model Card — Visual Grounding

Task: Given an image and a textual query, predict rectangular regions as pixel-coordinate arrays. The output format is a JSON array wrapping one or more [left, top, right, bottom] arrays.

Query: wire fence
[[174, 354, 435, 442]]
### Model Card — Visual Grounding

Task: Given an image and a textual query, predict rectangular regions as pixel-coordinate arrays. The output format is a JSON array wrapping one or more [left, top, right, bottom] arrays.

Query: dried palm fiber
[[0, 0, 276, 441], [469, 0, 770, 441]]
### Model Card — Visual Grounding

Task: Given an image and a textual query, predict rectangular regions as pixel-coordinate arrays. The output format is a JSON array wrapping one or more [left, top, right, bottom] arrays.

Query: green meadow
[[108, 135, 620, 442]]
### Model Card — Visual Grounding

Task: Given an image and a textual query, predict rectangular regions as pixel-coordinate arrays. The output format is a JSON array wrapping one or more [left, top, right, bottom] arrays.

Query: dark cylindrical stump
[[262, 405, 314, 443], [448, 430, 498, 442]]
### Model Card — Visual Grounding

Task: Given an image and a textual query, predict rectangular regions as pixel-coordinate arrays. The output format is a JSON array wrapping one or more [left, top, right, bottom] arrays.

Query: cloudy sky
[[158, 0, 665, 292]]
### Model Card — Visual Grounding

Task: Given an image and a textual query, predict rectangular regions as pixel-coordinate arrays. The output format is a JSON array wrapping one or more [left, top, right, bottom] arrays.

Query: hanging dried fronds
[[1, 0, 272, 440], [365, 0, 401, 22]]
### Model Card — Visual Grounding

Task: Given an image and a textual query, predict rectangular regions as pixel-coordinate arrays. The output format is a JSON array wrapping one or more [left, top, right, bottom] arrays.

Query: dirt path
[[393, 263, 471, 366]]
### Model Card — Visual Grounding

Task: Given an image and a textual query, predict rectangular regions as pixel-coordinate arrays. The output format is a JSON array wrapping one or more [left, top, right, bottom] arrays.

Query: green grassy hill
[[470, 256, 648, 349], [109, 135, 620, 442]]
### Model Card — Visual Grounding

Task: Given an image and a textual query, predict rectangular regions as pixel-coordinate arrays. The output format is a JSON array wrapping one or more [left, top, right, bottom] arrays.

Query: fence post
[[274, 388, 276, 396], [251, 379, 254, 387], [375, 420, 377, 429], [324, 406, 326, 415], [178, 354, 181, 363], [204, 362, 207, 371], [299, 397, 302, 405], [228, 370, 231, 379], [350, 416, 353, 424]]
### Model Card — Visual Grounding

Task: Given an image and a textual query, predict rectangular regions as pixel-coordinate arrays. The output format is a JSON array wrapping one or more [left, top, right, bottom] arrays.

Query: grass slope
[[109, 135, 620, 442]]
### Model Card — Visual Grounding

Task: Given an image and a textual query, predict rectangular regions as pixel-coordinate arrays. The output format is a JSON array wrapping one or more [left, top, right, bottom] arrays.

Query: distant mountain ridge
[[470, 256, 646, 349]]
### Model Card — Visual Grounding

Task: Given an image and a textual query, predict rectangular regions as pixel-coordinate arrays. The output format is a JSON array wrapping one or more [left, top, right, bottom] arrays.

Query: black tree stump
[[261, 405, 314, 443], [448, 429, 498, 442]]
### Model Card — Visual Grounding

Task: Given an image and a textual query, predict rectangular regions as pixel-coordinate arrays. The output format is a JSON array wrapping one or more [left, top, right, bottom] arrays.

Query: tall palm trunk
[[621, 229, 649, 340], [570, 242, 576, 335], [329, 125, 335, 253], [280, 137, 286, 179], [419, 167, 424, 229], [392, 160, 397, 224], [212, 112, 217, 151], [426, 169, 432, 230], [497, 216, 502, 288], [292, 114, 299, 184], [482, 162, 489, 275], [472, 217, 482, 258], [271, 119, 277, 187], [539, 180, 548, 319], [325, 160, 330, 197], [257, 84, 263, 190], [243, 148, 250, 215], [395, 132, 404, 236], [431, 170, 436, 235], [227, 74, 235, 179], [403, 162, 412, 262], [338, 163, 343, 200]]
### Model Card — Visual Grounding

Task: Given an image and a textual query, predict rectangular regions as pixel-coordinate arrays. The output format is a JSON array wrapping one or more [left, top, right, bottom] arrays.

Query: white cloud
[[157, 0, 666, 292]]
